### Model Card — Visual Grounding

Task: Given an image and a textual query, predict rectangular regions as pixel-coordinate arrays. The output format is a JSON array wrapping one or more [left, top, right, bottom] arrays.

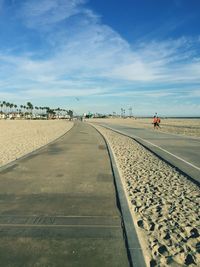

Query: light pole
[[129, 107, 132, 117], [121, 108, 123, 118]]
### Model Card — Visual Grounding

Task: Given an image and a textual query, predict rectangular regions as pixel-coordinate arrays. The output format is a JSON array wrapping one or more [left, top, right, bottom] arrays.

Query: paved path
[[0, 122, 130, 267], [96, 122, 200, 185]]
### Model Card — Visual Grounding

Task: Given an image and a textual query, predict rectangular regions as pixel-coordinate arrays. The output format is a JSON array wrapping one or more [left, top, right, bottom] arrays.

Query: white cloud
[[110, 62, 159, 81], [19, 0, 87, 28], [0, 0, 200, 113], [6, 1, 199, 85], [1, 31, 200, 101]]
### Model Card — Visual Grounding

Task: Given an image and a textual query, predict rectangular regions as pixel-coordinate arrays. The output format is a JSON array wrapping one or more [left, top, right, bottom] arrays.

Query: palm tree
[[35, 106, 39, 117], [47, 108, 55, 119], [23, 105, 26, 114], [25, 106, 29, 117], [10, 103, 14, 113], [6, 102, 10, 115], [68, 110, 73, 120], [56, 107, 61, 118], [2, 101, 6, 114], [0, 103, 3, 114], [27, 102, 34, 118], [20, 105, 24, 117]]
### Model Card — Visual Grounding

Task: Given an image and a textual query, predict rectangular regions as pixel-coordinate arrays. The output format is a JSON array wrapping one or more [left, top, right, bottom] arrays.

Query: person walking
[[153, 116, 157, 129]]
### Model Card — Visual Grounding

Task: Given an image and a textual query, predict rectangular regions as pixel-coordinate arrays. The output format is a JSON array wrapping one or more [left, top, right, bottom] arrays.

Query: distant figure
[[152, 115, 161, 129], [153, 116, 157, 129]]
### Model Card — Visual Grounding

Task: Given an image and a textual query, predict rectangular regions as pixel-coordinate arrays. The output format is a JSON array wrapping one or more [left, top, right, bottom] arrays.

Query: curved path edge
[[0, 121, 74, 172], [90, 123, 146, 267], [98, 124, 200, 187]]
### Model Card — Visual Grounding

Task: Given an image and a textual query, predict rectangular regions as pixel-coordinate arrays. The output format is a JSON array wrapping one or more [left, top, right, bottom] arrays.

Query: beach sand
[[89, 118, 200, 138], [92, 124, 200, 267], [0, 120, 73, 167]]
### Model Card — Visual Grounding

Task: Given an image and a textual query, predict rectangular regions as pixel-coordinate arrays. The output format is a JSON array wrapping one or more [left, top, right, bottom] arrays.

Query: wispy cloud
[[2, 27, 200, 84], [0, 0, 200, 115], [98, 87, 200, 99], [18, 0, 88, 29]]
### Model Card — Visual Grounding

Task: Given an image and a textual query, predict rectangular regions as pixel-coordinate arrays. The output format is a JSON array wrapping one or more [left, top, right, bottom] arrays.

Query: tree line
[[0, 101, 73, 119]]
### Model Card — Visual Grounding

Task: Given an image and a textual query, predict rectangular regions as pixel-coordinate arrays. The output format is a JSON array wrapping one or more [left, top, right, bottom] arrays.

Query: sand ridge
[[93, 124, 200, 267], [0, 120, 73, 167]]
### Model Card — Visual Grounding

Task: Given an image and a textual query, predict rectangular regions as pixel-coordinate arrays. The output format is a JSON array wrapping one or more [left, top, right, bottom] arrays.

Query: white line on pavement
[[104, 125, 200, 172]]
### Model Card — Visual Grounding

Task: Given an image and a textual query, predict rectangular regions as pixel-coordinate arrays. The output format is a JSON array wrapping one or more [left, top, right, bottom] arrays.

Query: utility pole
[[121, 108, 123, 118], [128, 107, 132, 117]]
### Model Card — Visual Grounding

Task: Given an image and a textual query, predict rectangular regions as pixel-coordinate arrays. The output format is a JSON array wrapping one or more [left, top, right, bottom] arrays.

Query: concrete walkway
[[97, 122, 200, 184], [0, 122, 130, 267]]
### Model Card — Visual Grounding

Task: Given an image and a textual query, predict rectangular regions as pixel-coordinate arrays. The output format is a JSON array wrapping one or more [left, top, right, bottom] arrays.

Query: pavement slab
[[0, 122, 130, 267]]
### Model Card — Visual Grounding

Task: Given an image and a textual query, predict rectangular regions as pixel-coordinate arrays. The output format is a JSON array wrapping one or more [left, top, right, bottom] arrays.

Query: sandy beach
[[89, 118, 200, 138], [0, 120, 73, 167], [1, 119, 199, 266], [93, 124, 200, 267]]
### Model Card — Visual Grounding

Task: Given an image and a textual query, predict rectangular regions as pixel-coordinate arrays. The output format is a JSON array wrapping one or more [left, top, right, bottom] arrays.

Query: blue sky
[[0, 0, 200, 116]]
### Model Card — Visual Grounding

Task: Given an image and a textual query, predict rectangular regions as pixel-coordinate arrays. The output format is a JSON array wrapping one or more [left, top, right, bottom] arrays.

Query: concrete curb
[[90, 123, 146, 267]]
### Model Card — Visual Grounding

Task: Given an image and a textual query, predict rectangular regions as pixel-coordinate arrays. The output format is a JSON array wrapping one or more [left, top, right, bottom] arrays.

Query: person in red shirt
[[152, 115, 161, 129], [153, 116, 157, 129]]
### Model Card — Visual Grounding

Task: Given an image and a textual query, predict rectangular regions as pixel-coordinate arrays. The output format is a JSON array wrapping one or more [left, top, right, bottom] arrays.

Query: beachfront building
[[0, 113, 6, 119]]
